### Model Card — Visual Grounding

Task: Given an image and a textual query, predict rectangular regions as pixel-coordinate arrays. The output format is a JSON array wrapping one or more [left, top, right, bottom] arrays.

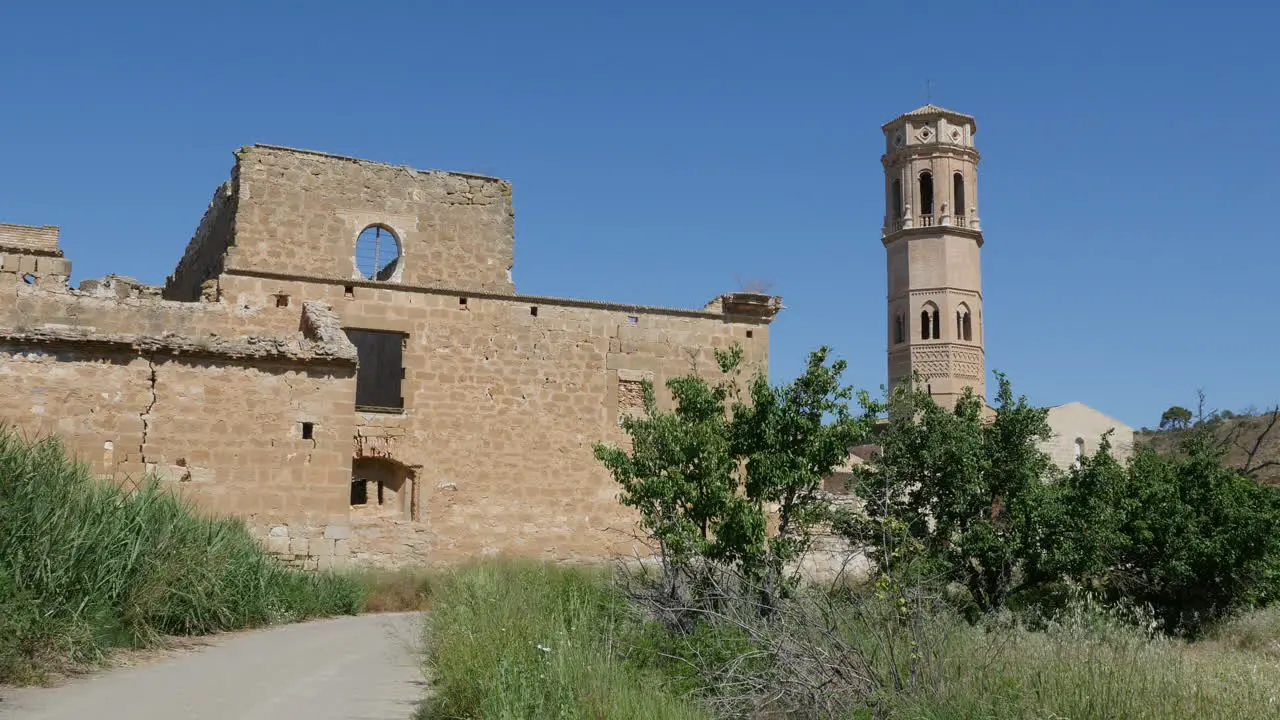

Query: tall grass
[[0, 426, 366, 684], [891, 606, 1280, 718], [419, 558, 708, 720], [418, 559, 1280, 719]]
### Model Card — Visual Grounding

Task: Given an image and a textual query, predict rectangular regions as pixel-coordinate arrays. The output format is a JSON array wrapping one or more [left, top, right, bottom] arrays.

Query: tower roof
[[882, 104, 977, 133]]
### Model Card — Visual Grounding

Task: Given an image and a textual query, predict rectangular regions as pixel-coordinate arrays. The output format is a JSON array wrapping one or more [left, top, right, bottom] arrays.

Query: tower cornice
[[882, 144, 981, 168], [881, 225, 984, 248]]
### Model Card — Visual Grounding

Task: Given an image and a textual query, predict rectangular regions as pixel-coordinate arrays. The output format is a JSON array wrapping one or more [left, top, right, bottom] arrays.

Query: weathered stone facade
[[0, 144, 780, 569]]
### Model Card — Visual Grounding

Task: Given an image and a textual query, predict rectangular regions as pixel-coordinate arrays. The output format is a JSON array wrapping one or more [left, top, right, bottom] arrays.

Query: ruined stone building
[[0, 105, 1129, 571], [0, 145, 780, 568]]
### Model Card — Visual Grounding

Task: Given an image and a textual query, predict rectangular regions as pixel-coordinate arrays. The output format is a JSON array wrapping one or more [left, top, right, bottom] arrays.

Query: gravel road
[[0, 612, 427, 719]]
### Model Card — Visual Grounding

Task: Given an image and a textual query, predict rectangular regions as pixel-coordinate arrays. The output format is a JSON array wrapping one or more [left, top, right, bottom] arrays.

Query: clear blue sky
[[2, 0, 1277, 431]]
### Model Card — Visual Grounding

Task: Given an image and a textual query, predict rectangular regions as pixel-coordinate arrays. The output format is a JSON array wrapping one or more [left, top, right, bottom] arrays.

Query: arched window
[[920, 303, 940, 340], [894, 314, 904, 344], [891, 179, 903, 220], [1073, 438, 1085, 470], [956, 303, 973, 342], [953, 173, 965, 219], [919, 171, 934, 216], [355, 225, 402, 281]]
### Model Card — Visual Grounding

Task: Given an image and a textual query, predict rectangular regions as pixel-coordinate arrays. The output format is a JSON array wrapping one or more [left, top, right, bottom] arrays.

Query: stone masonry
[[0, 144, 781, 569]]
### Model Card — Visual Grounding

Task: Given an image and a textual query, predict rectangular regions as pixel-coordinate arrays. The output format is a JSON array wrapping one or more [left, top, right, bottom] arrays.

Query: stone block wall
[[164, 179, 238, 302], [223, 145, 516, 294], [217, 272, 774, 566], [0, 289, 361, 566], [0, 223, 61, 254]]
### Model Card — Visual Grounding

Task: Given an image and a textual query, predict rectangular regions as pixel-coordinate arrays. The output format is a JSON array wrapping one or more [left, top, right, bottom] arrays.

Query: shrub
[[0, 426, 366, 683]]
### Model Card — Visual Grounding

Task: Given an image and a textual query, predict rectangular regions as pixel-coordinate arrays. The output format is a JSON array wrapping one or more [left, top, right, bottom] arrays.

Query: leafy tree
[[850, 372, 1055, 614], [1159, 405, 1193, 431], [1025, 431, 1133, 595], [593, 345, 875, 606], [1112, 432, 1280, 634], [728, 346, 876, 605]]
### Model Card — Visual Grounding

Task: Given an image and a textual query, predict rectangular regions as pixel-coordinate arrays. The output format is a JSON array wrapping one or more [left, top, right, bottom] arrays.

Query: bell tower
[[881, 105, 985, 408]]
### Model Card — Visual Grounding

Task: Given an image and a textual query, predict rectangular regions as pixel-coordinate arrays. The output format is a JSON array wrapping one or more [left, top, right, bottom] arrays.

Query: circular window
[[355, 225, 402, 281]]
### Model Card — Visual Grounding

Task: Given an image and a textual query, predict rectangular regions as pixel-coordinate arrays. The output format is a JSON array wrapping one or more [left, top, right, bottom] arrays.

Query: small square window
[[459, 297, 468, 307], [530, 306, 538, 317], [627, 316, 638, 324], [746, 330, 754, 339], [301, 422, 314, 440], [344, 285, 355, 299], [276, 294, 290, 308]]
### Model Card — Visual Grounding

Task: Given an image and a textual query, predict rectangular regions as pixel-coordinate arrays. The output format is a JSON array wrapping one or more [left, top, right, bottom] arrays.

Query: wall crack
[[139, 354, 157, 462]]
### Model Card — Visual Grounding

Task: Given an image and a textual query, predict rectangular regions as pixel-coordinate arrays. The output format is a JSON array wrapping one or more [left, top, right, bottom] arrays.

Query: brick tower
[[881, 105, 985, 408]]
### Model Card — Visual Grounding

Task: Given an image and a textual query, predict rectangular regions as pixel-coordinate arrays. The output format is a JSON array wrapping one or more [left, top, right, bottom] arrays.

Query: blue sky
[[1, 0, 1276, 430]]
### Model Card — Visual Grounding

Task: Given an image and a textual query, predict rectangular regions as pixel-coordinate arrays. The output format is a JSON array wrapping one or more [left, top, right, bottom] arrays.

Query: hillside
[[1136, 408, 1280, 485]]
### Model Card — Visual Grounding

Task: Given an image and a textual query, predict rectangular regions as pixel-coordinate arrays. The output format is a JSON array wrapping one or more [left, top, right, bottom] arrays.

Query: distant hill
[[1136, 408, 1280, 485]]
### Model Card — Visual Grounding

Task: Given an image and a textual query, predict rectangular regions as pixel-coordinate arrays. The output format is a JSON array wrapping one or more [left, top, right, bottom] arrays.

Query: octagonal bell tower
[[881, 105, 985, 408]]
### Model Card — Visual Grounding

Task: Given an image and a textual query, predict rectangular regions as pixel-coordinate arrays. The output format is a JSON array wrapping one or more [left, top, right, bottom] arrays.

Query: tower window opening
[[894, 314, 904, 344], [1073, 438, 1085, 470], [919, 171, 934, 216], [953, 173, 966, 220], [956, 304, 973, 342], [891, 179, 903, 220], [920, 305, 940, 340]]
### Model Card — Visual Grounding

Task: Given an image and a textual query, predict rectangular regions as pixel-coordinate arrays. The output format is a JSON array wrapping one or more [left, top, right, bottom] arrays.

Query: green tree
[[1159, 405, 1193, 431], [1112, 432, 1280, 634], [850, 372, 1055, 614], [593, 345, 875, 606]]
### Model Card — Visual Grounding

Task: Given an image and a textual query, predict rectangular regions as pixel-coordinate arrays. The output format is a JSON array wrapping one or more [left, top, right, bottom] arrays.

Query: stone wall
[[216, 272, 773, 566], [224, 145, 516, 294], [0, 223, 62, 255], [164, 178, 238, 302], [0, 293, 361, 568]]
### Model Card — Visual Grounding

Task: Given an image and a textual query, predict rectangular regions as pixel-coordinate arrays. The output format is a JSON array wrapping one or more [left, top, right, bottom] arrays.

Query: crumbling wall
[[0, 295, 360, 569], [0, 223, 71, 289], [225, 145, 515, 293], [163, 177, 238, 302]]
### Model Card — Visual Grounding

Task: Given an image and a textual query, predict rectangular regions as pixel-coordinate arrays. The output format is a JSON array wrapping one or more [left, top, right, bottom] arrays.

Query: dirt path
[[0, 612, 427, 719]]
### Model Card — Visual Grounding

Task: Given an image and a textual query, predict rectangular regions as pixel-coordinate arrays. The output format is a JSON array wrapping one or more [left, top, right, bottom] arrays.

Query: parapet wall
[[0, 223, 62, 255]]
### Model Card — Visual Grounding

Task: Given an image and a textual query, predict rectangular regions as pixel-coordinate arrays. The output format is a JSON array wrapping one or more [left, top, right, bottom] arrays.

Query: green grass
[[418, 558, 709, 720], [888, 610, 1280, 718], [0, 426, 367, 685], [418, 559, 1280, 719]]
